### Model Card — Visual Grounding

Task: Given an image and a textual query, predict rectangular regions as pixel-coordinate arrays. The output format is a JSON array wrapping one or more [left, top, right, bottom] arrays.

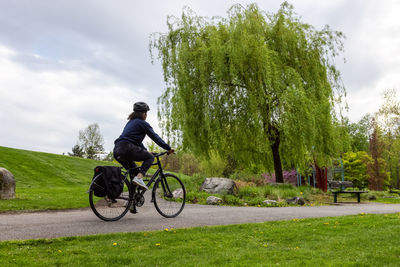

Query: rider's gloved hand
[[167, 149, 175, 155]]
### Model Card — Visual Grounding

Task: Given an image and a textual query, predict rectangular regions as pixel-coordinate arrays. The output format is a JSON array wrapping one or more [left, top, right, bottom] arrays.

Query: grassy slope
[[0, 146, 116, 211], [1, 213, 399, 266]]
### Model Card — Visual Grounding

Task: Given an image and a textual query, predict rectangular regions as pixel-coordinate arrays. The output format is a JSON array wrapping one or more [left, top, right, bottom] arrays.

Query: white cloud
[[0, 45, 150, 153], [340, 0, 400, 122]]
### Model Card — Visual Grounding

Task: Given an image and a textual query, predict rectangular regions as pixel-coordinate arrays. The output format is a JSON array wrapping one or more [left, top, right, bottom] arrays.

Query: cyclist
[[113, 101, 174, 190]]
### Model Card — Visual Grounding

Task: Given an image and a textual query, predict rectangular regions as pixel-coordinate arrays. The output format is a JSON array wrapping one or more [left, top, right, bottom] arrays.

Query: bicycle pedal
[[129, 209, 138, 214]]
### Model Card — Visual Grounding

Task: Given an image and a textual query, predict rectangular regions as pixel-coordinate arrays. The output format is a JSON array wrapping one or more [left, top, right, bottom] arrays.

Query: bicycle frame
[[147, 158, 165, 188], [88, 152, 166, 199], [125, 152, 168, 200]]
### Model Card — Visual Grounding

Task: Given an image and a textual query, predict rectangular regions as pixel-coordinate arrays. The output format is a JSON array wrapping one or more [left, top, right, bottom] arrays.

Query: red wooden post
[[322, 167, 328, 192], [315, 166, 328, 192]]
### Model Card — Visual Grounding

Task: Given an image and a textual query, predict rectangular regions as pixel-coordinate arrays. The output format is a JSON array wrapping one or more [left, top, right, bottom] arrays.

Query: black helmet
[[133, 102, 150, 112]]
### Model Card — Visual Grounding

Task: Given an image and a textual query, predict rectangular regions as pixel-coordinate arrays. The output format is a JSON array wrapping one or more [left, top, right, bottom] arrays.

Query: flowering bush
[[263, 170, 298, 185]]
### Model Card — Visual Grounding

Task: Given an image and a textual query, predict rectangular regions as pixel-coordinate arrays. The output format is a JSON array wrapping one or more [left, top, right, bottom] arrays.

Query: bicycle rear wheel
[[153, 173, 186, 218], [89, 174, 132, 221]]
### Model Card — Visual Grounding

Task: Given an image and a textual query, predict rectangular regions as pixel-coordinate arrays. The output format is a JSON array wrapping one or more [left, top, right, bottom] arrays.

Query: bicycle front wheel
[[89, 175, 132, 221], [153, 173, 186, 218]]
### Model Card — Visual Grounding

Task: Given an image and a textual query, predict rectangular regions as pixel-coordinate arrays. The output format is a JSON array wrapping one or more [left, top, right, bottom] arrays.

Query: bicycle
[[88, 151, 186, 221]]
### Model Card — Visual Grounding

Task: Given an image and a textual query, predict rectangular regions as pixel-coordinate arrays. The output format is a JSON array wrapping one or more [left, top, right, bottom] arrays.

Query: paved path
[[1, 202, 400, 241]]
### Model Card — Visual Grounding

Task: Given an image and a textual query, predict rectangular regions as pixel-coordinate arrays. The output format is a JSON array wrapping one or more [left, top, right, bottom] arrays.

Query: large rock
[[172, 188, 184, 199], [0, 168, 16, 199], [263, 199, 278, 205], [200, 178, 237, 195], [286, 197, 305, 206], [206, 196, 223, 205]]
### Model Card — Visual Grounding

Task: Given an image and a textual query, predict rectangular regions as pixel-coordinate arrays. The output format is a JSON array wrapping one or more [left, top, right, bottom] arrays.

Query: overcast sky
[[1, 0, 400, 155]]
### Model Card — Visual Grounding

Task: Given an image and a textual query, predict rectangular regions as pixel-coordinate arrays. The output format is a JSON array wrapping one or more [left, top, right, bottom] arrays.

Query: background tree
[[342, 151, 372, 189], [151, 2, 346, 182], [368, 119, 390, 190], [76, 123, 105, 160], [103, 152, 114, 162], [68, 144, 84, 158], [377, 89, 400, 188], [347, 114, 371, 152]]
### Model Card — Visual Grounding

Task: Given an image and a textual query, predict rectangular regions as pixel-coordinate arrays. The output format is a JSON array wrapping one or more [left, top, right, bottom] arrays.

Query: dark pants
[[113, 141, 154, 176]]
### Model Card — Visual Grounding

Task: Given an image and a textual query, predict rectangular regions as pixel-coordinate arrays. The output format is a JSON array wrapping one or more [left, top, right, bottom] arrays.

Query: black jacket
[[114, 118, 171, 151]]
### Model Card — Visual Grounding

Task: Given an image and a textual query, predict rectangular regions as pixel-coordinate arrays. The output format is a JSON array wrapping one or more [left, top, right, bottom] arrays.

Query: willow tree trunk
[[397, 165, 400, 189], [271, 137, 284, 183]]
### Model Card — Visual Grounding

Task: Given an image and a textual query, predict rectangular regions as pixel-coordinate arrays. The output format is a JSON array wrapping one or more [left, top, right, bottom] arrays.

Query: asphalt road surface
[[1, 202, 400, 241]]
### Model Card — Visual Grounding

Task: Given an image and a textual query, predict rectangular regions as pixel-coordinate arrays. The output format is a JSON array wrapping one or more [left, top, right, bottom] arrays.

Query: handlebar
[[152, 151, 170, 157]]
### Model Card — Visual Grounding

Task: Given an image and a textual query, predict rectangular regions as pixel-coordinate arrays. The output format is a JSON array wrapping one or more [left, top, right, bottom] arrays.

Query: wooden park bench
[[328, 180, 367, 203]]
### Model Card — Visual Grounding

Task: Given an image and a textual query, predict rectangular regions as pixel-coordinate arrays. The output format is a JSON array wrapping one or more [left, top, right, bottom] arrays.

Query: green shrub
[[199, 151, 226, 177], [163, 152, 201, 176], [184, 173, 204, 189], [180, 153, 200, 175], [238, 186, 262, 199], [247, 197, 266, 206], [163, 153, 180, 172], [230, 171, 267, 186], [185, 191, 210, 204], [342, 151, 371, 189], [221, 194, 244, 205]]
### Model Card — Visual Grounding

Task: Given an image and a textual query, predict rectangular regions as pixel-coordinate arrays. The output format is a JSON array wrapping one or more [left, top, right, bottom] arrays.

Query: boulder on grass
[[286, 197, 305, 206], [206, 196, 223, 205], [172, 188, 184, 199], [263, 200, 278, 205], [200, 178, 237, 195], [0, 168, 16, 199]]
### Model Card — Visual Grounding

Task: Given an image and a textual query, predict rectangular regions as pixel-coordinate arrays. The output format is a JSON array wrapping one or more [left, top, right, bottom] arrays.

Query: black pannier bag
[[92, 166, 124, 199]]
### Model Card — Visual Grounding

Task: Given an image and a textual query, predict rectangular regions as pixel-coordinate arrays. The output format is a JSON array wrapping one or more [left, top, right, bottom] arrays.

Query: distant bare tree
[[76, 123, 105, 160]]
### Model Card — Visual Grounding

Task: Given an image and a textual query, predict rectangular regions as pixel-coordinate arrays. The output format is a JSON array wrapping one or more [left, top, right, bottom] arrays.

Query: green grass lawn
[[1, 213, 399, 266], [0, 187, 90, 211], [373, 197, 400, 204]]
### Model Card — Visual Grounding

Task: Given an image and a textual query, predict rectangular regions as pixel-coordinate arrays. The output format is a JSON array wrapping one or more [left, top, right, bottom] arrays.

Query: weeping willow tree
[[150, 2, 346, 182]]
